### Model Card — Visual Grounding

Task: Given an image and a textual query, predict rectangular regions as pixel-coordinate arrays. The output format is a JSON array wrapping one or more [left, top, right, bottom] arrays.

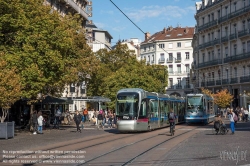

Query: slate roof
[[142, 27, 195, 43]]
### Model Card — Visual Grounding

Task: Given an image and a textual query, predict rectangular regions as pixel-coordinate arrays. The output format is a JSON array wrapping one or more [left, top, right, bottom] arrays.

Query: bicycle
[[170, 122, 175, 136]]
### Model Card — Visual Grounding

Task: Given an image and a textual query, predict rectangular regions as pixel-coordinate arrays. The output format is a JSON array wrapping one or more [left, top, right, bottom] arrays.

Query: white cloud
[[94, 22, 105, 29], [112, 26, 126, 32], [126, 5, 195, 22]]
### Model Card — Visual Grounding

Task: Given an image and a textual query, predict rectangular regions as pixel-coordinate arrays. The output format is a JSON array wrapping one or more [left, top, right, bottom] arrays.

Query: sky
[[91, 0, 198, 46]]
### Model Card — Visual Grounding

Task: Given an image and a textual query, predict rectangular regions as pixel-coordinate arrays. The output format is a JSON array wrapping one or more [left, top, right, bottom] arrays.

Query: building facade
[[140, 26, 195, 97], [86, 23, 113, 52], [193, 0, 250, 108]]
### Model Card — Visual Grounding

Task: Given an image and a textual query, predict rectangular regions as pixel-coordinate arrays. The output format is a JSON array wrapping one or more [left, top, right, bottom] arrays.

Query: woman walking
[[228, 109, 235, 134], [37, 111, 44, 134]]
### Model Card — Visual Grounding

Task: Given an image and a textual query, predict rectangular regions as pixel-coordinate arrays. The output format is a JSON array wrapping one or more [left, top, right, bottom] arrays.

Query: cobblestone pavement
[[0, 122, 117, 151], [156, 119, 250, 166]]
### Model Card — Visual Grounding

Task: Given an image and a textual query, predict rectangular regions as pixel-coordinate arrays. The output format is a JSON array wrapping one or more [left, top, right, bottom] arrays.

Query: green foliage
[[0, 0, 94, 101], [87, 43, 168, 109]]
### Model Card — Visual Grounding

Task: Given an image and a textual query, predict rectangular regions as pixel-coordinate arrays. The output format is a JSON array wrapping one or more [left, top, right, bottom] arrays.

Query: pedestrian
[[32, 110, 38, 135], [108, 111, 113, 128], [54, 107, 61, 129], [37, 111, 44, 134], [93, 109, 98, 126], [97, 110, 104, 129], [228, 109, 235, 134], [81, 115, 85, 130], [83, 108, 88, 123], [113, 112, 117, 128], [244, 108, 249, 122], [74, 110, 82, 133], [65, 109, 71, 125]]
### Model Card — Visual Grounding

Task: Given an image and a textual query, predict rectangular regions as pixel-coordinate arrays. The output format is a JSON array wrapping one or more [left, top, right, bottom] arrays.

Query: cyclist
[[168, 109, 176, 134]]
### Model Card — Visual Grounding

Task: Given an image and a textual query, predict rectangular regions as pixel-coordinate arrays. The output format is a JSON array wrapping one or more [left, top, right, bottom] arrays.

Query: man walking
[[74, 110, 82, 133]]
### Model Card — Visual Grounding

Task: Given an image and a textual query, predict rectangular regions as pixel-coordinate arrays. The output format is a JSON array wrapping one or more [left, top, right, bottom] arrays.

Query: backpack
[[233, 114, 238, 122], [214, 121, 220, 130], [169, 112, 175, 120], [97, 114, 103, 120]]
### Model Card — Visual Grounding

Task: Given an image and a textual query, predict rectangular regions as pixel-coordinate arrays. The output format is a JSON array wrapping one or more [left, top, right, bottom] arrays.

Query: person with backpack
[[228, 109, 235, 134], [168, 109, 176, 132]]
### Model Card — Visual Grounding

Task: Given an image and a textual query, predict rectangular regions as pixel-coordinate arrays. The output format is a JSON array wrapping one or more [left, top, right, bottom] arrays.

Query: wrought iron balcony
[[176, 85, 182, 89], [196, 0, 223, 14], [230, 77, 238, 84], [168, 86, 174, 89], [175, 58, 182, 62], [158, 58, 165, 63], [229, 33, 237, 40], [238, 29, 250, 38], [224, 52, 250, 63], [221, 36, 228, 43], [201, 82, 206, 87], [184, 85, 191, 89], [222, 79, 229, 85], [213, 38, 220, 45], [167, 58, 173, 63], [197, 59, 222, 69], [207, 81, 215, 86], [240, 75, 250, 83], [216, 80, 221, 85], [229, 5, 250, 20]]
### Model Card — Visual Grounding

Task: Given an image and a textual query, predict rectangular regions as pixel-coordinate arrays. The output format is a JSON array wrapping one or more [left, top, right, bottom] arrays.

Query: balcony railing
[[175, 58, 182, 62], [198, 19, 217, 31], [221, 35, 228, 43], [216, 80, 221, 85], [207, 80, 215, 86], [167, 58, 173, 63], [197, 59, 222, 69], [196, 0, 223, 14], [201, 82, 206, 87], [240, 75, 250, 83], [184, 85, 191, 89], [230, 77, 238, 84], [158, 58, 165, 63], [168, 71, 190, 76], [176, 85, 182, 89], [224, 52, 250, 63], [238, 29, 250, 38], [168, 86, 174, 89], [222, 79, 229, 85], [229, 33, 237, 40]]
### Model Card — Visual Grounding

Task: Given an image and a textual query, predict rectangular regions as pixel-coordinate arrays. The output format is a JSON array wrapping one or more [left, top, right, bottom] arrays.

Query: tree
[[0, 0, 95, 98], [213, 89, 233, 108], [0, 57, 21, 123], [201, 88, 233, 108], [87, 43, 168, 109]]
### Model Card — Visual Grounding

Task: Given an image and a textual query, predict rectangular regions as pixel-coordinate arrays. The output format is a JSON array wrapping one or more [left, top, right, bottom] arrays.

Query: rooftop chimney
[[145, 32, 150, 41]]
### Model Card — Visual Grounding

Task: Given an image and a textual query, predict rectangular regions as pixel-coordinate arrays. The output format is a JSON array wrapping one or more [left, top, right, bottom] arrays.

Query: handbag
[[233, 114, 238, 122]]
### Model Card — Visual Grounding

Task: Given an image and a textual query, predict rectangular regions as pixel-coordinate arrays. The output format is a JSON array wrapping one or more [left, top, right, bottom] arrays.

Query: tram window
[[139, 100, 147, 117]]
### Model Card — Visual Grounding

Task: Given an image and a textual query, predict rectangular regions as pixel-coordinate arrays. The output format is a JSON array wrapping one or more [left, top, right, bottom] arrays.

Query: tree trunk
[[0, 108, 8, 123], [29, 105, 34, 131]]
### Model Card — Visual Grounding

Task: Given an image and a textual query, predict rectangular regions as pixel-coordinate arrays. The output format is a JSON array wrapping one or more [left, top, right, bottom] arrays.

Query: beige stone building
[[140, 26, 195, 97], [192, 0, 250, 108]]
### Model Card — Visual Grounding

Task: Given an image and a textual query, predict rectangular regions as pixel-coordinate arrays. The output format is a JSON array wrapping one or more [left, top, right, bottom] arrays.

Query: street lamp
[[37, 93, 44, 111]]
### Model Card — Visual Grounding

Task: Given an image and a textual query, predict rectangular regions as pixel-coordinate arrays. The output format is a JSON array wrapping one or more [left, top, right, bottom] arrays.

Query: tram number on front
[[123, 115, 130, 119]]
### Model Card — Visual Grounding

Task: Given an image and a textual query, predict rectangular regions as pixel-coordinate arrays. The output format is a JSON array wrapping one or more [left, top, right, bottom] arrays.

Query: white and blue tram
[[185, 93, 215, 124], [116, 88, 185, 132]]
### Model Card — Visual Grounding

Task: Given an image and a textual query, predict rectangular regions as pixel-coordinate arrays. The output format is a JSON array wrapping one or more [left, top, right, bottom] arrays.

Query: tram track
[[76, 125, 197, 166], [1, 125, 195, 165]]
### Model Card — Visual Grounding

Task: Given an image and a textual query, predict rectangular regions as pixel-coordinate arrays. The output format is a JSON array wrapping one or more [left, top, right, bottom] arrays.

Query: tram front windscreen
[[116, 93, 139, 119], [186, 96, 203, 111]]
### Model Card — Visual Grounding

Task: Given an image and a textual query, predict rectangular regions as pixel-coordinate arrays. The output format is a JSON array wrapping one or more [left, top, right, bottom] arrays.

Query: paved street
[[0, 119, 249, 166]]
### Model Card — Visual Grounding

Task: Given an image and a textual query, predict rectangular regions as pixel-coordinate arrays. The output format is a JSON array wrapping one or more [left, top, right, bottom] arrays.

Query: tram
[[115, 88, 185, 132], [185, 93, 215, 124]]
